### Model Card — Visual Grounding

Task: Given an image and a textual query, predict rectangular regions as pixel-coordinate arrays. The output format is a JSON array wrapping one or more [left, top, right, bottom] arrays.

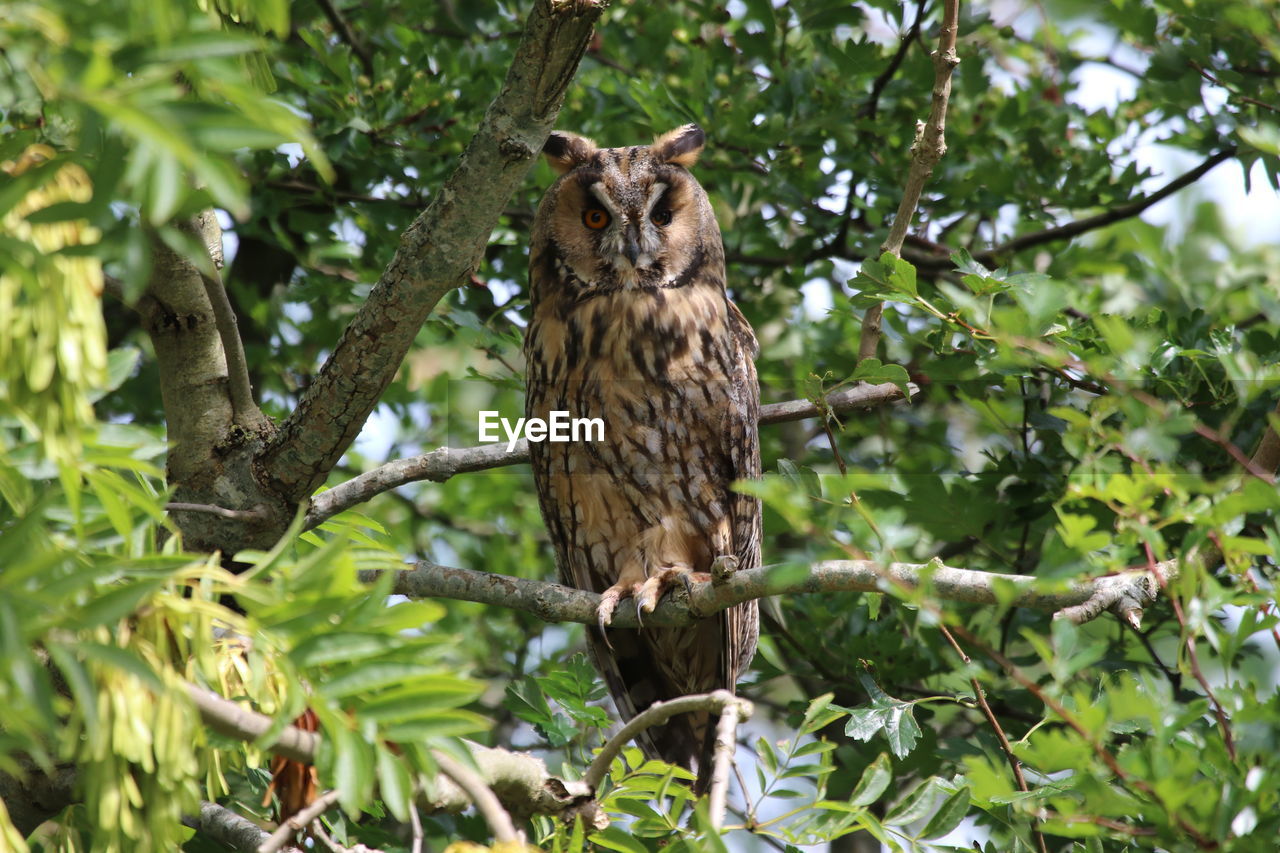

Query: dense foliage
[[2, 0, 1278, 851]]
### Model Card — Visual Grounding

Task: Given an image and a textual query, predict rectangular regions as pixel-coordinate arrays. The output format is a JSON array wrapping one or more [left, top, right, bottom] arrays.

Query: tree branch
[[582, 690, 752, 791], [191, 213, 267, 430], [305, 381, 913, 527], [184, 801, 302, 853], [361, 557, 1168, 630], [184, 683, 593, 819], [432, 751, 519, 844], [166, 501, 272, 521], [858, 0, 960, 361], [142, 212, 238, 490], [708, 699, 749, 831], [859, 0, 928, 121], [187, 684, 320, 764], [315, 0, 375, 79], [958, 146, 1239, 267], [259, 0, 606, 505], [258, 789, 342, 853]]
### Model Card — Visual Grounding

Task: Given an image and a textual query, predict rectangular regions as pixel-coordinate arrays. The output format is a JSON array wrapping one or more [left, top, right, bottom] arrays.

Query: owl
[[523, 124, 761, 788]]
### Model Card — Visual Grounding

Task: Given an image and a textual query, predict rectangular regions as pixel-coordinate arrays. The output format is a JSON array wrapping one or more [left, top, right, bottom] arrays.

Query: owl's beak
[[622, 227, 642, 267]]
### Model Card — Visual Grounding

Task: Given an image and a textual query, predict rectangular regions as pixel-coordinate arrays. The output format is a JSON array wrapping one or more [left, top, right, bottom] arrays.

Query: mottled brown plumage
[[524, 124, 760, 787]]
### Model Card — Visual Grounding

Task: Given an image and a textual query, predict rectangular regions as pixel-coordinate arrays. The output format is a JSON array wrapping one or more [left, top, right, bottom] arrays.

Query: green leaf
[[76, 642, 162, 691], [920, 785, 971, 839], [591, 826, 653, 853], [320, 662, 449, 699], [850, 753, 893, 807], [849, 358, 912, 395], [885, 777, 942, 826], [375, 745, 412, 823], [843, 674, 922, 759], [77, 579, 164, 629]]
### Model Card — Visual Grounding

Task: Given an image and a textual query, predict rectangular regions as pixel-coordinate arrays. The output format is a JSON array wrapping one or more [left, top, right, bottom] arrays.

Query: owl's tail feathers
[[590, 625, 714, 788], [637, 707, 716, 794]]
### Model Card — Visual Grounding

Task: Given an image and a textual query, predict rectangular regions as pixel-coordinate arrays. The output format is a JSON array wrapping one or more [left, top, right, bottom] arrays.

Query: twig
[[937, 626, 1049, 853], [187, 216, 266, 430], [432, 751, 520, 844], [860, 0, 928, 120], [961, 146, 1238, 266], [364, 557, 1170, 630], [708, 702, 748, 831], [943, 620, 1217, 849], [257, 789, 341, 853], [583, 691, 752, 790], [167, 502, 272, 521], [305, 381, 913, 527], [1190, 60, 1280, 114], [407, 801, 424, 853], [315, 0, 375, 78], [858, 0, 961, 361], [1142, 542, 1238, 763]]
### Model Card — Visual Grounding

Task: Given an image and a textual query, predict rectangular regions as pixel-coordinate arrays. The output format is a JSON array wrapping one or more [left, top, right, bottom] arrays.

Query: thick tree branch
[[432, 751, 519, 844], [185, 683, 593, 820], [306, 381, 912, 527], [142, 211, 238, 490], [185, 801, 301, 853], [361, 557, 1168, 629], [259, 0, 606, 505], [858, 0, 960, 361]]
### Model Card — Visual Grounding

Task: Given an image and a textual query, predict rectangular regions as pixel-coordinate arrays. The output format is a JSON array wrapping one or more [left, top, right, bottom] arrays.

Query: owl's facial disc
[[587, 181, 670, 283]]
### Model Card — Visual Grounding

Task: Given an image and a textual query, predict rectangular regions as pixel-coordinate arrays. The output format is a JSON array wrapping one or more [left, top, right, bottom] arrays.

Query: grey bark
[[258, 0, 607, 505]]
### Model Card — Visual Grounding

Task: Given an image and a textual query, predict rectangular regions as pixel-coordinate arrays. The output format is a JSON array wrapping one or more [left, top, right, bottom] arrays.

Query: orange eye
[[583, 209, 610, 230], [650, 208, 673, 227]]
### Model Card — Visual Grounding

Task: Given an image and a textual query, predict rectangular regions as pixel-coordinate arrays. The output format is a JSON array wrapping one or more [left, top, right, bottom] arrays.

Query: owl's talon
[[597, 588, 622, 629]]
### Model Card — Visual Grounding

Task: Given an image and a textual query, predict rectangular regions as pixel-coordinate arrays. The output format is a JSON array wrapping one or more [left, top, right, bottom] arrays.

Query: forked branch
[[582, 690, 752, 792], [260, 0, 607, 504]]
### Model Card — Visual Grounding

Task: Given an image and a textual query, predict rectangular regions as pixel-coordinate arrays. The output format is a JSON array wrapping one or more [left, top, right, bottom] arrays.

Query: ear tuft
[[543, 131, 598, 175], [651, 124, 706, 168]]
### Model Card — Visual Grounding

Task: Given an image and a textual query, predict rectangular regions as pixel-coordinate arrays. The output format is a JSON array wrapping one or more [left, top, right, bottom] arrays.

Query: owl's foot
[[636, 566, 705, 617], [597, 582, 643, 632], [711, 554, 739, 584]]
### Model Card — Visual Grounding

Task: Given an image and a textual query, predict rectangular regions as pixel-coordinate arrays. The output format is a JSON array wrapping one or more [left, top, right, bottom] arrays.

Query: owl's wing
[[720, 298, 762, 688]]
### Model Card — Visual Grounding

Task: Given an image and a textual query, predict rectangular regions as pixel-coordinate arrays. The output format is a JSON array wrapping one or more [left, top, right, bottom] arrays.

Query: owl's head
[[532, 124, 721, 293]]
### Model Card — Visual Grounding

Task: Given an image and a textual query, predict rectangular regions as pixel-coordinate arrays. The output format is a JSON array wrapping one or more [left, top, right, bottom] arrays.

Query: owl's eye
[[650, 208, 673, 227], [583, 209, 610, 230]]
